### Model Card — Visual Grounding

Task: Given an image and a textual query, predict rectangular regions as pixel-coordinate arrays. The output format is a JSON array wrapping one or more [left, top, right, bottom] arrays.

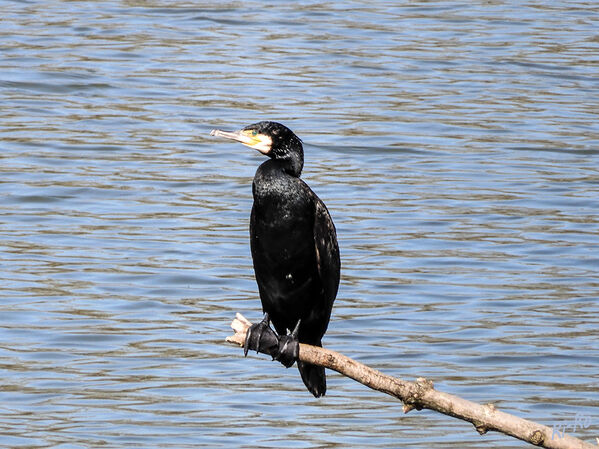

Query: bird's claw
[[245, 315, 301, 368], [274, 319, 301, 368], [244, 313, 279, 358]]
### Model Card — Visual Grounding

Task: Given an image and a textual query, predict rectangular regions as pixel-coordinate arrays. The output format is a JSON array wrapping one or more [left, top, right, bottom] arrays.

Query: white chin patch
[[248, 134, 272, 154], [253, 143, 271, 154]]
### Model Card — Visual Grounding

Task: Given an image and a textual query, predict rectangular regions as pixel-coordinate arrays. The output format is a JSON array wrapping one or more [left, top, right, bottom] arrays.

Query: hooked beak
[[210, 129, 256, 146], [210, 128, 272, 155]]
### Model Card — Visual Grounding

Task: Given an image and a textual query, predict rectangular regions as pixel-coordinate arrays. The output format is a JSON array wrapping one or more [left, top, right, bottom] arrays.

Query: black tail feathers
[[297, 360, 326, 398]]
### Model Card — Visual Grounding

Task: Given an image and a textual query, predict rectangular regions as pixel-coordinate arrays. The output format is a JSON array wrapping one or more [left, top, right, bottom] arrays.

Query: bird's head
[[211, 121, 304, 176]]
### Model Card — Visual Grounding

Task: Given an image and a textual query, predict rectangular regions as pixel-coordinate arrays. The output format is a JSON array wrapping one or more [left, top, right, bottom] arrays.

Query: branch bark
[[227, 313, 596, 449]]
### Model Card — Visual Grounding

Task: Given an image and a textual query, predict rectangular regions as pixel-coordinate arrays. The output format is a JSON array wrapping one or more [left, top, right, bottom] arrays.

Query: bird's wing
[[313, 197, 340, 304]]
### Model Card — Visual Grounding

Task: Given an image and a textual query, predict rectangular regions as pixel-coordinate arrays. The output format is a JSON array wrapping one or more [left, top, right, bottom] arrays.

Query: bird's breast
[[250, 182, 317, 288]]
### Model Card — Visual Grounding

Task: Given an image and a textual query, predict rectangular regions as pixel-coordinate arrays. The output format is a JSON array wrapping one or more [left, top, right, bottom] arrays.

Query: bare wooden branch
[[227, 313, 596, 449]]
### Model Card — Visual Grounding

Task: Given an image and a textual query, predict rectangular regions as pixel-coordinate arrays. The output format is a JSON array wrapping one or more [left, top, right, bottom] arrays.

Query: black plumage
[[211, 121, 340, 397]]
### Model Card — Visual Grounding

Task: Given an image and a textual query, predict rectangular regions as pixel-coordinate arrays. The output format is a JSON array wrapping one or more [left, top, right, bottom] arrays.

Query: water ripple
[[1, 0, 598, 447]]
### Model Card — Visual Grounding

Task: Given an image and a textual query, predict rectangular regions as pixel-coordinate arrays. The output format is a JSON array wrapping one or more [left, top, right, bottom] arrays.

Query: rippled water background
[[1, 1, 598, 447]]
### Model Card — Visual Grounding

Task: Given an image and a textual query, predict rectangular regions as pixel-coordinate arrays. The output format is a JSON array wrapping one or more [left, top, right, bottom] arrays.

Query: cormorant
[[210, 121, 340, 397]]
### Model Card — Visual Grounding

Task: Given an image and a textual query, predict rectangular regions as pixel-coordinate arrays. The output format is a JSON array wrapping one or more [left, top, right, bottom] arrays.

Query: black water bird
[[210, 121, 340, 397]]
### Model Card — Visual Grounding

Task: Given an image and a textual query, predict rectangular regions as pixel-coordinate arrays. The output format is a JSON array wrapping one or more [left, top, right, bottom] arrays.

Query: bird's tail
[[297, 342, 326, 397]]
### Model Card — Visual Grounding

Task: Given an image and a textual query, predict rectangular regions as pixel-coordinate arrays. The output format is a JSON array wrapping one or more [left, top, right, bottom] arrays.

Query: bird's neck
[[273, 143, 303, 177], [279, 155, 303, 177], [253, 160, 295, 207], [257, 158, 301, 180]]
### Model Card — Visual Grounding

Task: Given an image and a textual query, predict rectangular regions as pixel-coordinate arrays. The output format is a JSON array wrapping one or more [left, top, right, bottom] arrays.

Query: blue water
[[1, 1, 598, 447]]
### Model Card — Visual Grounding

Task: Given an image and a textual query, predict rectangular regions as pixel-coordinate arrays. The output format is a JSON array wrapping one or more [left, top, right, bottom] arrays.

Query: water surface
[[1, 1, 598, 447]]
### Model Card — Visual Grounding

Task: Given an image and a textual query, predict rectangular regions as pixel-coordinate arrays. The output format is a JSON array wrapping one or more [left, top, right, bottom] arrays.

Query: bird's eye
[[251, 131, 258, 137]]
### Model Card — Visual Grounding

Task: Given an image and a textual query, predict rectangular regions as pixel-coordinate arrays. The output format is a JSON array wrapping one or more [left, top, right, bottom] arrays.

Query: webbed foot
[[244, 313, 279, 358], [274, 319, 301, 368]]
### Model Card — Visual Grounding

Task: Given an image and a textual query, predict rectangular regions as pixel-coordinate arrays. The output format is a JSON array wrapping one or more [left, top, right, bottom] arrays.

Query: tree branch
[[227, 313, 596, 449]]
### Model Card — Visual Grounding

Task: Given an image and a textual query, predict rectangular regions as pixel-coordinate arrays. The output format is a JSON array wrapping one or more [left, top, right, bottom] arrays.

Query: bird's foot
[[244, 313, 279, 358], [274, 320, 301, 368]]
